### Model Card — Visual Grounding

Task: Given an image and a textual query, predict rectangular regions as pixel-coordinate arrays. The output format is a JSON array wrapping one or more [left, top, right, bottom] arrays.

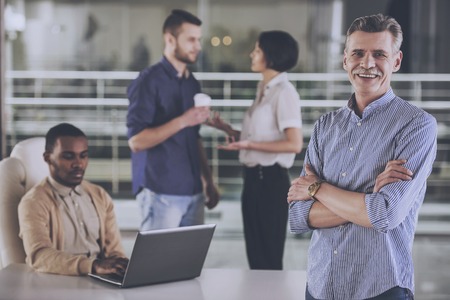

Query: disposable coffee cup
[[194, 93, 212, 107]]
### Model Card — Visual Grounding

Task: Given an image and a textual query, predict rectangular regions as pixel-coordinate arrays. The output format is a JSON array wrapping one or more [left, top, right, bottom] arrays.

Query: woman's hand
[[205, 111, 231, 132], [217, 136, 250, 151]]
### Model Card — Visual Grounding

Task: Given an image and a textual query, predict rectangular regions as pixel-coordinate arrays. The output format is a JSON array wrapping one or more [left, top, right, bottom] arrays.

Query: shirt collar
[[47, 176, 83, 197], [161, 56, 190, 79], [347, 88, 396, 118], [265, 72, 288, 89]]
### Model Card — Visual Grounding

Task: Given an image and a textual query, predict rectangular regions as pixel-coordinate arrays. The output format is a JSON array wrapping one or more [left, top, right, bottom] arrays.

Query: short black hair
[[45, 123, 86, 152], [162, 9, 202, 37], [258, 30, 299, 72], [345, 14, 403, 53]]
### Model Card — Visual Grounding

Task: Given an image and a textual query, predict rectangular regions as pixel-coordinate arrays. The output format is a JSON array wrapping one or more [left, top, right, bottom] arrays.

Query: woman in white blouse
[[207, 31, 303, 270]]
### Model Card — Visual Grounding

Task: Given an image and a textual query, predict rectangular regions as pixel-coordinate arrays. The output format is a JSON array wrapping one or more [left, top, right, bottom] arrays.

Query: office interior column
[[0, 0, 6, 159]]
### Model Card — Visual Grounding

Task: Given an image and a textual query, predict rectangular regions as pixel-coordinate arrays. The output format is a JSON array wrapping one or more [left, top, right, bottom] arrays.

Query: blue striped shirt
[[289, 88, 437, 299]]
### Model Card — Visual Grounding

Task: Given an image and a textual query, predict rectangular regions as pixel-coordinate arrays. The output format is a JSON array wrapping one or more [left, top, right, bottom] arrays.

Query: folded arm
[[289, 160, 414, 231]]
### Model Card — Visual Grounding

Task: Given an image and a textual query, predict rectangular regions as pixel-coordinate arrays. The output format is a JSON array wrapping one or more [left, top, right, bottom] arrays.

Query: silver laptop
[[89, 224, 216, 288]]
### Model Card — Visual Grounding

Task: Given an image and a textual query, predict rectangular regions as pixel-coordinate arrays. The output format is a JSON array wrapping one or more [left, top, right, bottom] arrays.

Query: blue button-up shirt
[[126, 57, 202, 196], [289, 89, 437, 299]]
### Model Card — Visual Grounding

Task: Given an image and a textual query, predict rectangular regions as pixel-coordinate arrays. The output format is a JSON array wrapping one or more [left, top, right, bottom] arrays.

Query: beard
[[174, 44, 198, 65]]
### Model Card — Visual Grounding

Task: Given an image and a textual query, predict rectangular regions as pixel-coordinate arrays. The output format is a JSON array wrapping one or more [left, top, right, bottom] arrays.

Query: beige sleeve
[[18, 189, 96, 275]]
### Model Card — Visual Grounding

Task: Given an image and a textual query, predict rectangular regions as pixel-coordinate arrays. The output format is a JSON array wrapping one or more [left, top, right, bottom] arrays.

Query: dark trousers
[[305, 285, 414, 300], [241, 164, 290, 270]]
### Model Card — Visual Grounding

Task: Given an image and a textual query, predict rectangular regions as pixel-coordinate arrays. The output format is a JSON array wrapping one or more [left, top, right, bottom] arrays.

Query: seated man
[[18, 123, 128, 276]]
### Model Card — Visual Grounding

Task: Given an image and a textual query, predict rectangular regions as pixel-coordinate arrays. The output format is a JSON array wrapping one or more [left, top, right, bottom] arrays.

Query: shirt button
[[357, 122, 362, 126], [342, 172, 347, 177], [333, 250, 338, 255], [349, 147, 353, 151]]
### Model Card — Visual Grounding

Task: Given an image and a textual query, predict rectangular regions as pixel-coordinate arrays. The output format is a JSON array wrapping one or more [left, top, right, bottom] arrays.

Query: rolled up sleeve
[[366, 113, 437, 232], [289, 200, 315, 234]]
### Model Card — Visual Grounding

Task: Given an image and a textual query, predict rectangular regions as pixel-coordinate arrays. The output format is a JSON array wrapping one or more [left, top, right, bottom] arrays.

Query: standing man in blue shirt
[[127, 9, 220, 231], [288, 14, 437, 300]]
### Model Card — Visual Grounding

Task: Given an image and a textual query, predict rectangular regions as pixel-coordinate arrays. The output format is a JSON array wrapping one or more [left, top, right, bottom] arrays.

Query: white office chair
[[0, 137, 48, 269]]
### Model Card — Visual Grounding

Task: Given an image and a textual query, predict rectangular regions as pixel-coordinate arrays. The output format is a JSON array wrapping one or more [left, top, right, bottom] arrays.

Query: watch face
[[308, 182, 317, 195], [308, 181, 321, 197]]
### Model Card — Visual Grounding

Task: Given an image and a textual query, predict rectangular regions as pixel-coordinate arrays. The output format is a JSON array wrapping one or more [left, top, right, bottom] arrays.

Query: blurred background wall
[[3, 0, 450, 73]]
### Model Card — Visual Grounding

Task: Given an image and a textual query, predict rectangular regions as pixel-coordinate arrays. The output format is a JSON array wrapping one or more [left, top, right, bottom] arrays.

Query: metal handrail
[[6, 71, 450, 105]]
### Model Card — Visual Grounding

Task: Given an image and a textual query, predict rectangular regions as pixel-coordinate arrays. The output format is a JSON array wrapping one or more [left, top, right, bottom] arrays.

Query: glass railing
[[5, 71, 450, 205]]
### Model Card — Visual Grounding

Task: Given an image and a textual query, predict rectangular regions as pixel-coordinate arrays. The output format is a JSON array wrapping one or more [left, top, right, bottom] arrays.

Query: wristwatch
[[308, 180, 324, 200]]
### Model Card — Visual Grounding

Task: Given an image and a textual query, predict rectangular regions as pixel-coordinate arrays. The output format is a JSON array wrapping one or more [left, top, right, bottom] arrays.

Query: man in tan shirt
[[19, 123, 128, 276]]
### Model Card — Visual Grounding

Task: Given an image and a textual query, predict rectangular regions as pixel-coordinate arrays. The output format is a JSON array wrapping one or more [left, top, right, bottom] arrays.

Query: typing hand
[[92, 256, 129, 277]]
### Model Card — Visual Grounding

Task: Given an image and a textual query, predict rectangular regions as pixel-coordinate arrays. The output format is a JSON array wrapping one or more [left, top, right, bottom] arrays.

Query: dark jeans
[[305, 286, 414, 300]]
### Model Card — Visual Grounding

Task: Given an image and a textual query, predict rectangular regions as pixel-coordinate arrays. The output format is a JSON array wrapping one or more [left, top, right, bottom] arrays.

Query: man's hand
[[180, 107, 210, 128], [205, 182, 220, 209], [374, 159, 413, 192], [91, 256, 129, 277], [287, 164, 320, 203]]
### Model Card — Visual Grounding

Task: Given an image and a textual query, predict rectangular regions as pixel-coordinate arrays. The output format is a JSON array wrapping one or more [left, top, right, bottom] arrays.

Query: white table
[[0, 264, 306, 300]]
